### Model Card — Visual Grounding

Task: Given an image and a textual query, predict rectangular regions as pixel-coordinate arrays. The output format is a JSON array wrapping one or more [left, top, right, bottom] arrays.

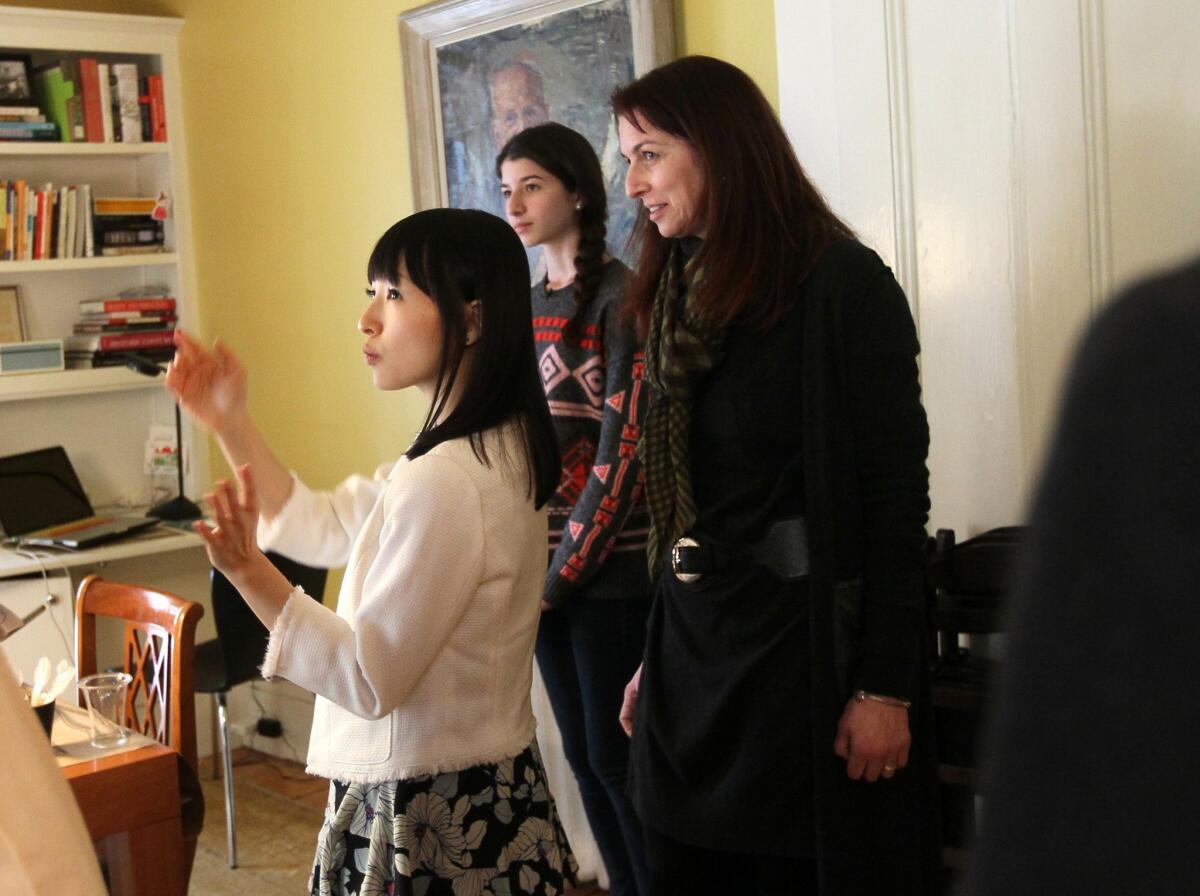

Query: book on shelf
[[65, 328, 175, 353], [94, 215, 164, 250], [146, 75, 167, 142], [65, 346, 175, 370], [100, 244, 166, 257], [33, 61, 75, 143], [32, 188, 47, 259], [0, 121, 59, 141], [64, 186, 79, 259], [112, 63, 142, 144], [1, 181, 95, 260], [0, 106, 44, 119], [78, 296, 176, 314], [97, 63, 114, 143], [77, 58, 104, 142], [79, 309, 176, 323], [80, 184, 94, 257], [55, 185, 70, 260], [65, 94, 85, 141], [73, 321, 175, 338], [0, 110, 47, 123], [93, 194, 169, 218]]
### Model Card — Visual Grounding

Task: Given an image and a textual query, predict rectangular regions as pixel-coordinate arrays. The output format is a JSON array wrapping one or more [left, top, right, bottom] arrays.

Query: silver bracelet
[[853, 689, 912, 710]]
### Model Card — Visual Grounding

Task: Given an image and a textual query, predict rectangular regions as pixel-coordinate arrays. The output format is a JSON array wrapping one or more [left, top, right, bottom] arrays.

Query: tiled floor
[[189, 748, 605, 895]]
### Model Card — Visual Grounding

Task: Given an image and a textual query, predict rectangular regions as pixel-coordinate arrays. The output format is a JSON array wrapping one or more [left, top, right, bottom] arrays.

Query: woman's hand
[[165, 329, 248, 437], [833, 696, 911, 782], [195, 464, 296, 630], [619, 663, 642, 737], [194, 464, 263, 580]]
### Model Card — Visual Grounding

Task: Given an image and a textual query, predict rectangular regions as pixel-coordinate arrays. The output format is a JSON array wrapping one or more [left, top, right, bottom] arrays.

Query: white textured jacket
[[258, 425, 547, 783]]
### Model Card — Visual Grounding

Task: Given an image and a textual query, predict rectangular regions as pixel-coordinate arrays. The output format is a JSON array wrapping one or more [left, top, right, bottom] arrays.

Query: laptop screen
[[0, 447, 95, 537]]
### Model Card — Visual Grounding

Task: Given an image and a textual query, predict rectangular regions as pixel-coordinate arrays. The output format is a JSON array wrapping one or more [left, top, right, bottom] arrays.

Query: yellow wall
[[5, 0, 777, 488]]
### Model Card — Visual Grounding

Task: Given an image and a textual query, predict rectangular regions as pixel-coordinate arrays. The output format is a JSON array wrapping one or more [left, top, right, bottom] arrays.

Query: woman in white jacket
[[166, 209, 575, 895]]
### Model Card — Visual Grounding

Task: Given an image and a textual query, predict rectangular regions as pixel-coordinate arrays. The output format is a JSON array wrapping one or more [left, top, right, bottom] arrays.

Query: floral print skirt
[[309, 741, 578, 896]]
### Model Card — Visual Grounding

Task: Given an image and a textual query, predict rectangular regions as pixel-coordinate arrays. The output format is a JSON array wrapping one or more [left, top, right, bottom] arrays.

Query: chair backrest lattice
[[75, 575, 204, 773], [123, 622, 173, 745]]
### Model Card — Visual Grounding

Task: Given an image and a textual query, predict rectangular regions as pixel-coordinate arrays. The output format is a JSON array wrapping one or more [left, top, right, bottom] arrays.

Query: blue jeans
[[536, 594, 652, 896]]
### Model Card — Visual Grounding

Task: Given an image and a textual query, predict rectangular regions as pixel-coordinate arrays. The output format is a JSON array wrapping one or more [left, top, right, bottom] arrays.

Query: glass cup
[[78, 672, 132, 749]]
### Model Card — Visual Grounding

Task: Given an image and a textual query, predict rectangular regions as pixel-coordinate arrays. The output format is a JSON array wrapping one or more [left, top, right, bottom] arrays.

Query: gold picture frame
[[399, 0, 674, 254], [0, 286, 27, 344]]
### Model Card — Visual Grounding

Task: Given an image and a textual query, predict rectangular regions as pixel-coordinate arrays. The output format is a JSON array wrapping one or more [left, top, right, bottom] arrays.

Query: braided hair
[[496, 122, 609, 347]]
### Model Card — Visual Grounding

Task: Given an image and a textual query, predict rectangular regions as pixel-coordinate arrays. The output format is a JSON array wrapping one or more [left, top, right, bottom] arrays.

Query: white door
[[776, 0, 1200, 533]]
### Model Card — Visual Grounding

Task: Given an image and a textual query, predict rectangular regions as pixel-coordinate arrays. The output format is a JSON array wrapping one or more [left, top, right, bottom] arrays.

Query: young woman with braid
[[497, 122, 652, 896]]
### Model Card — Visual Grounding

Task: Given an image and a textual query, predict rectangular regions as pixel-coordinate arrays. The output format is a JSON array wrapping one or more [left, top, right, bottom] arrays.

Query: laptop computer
[[0, 446, 159, 550]]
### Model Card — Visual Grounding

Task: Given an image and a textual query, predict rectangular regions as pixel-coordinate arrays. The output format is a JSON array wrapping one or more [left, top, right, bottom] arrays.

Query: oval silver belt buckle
[[672, 536, 702, 583]]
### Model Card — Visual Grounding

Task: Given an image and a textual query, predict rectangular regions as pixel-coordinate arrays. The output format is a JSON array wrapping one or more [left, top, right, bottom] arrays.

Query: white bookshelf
[[0, 141, 170, 157], [0, 5, 207, 509]]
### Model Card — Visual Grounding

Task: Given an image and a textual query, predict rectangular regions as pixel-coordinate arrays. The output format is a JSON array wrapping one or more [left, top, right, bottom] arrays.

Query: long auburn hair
[[496, 122, 609, 346], [367, 209, 559, 508], [611, 55, 854, 333]]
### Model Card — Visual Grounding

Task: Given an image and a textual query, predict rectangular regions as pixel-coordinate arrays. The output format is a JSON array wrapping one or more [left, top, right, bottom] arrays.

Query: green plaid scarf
[[639, 240, 728, 572]]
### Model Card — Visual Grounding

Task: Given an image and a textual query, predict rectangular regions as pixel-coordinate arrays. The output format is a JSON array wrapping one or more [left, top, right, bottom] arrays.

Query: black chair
[[194, 551, 327, 869], [926, 526, 1024, 890]]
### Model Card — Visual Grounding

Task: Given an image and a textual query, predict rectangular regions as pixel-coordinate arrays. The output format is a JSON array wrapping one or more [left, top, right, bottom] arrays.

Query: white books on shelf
[[72, 186, 86, 258], [112, 63, 142, 144], [81, 183, 94, 257], [97, 63, 114, 142], [65, 186, 78, 259], [56, 185, 69, 259]]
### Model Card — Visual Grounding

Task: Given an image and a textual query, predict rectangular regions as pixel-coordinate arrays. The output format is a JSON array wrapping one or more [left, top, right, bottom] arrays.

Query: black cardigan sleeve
[[841, 264, 931, 701]]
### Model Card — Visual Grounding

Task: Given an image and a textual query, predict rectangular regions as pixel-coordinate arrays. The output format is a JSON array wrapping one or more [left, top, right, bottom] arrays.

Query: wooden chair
[[75, 574, 205, 894]]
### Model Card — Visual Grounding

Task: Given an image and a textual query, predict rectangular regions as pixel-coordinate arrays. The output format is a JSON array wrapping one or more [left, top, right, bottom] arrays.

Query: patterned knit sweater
[[533, 258, 652, 606]]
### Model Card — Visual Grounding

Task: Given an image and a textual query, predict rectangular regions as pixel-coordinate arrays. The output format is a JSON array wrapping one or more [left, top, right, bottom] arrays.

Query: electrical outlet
[[227, 722, 250, 744]]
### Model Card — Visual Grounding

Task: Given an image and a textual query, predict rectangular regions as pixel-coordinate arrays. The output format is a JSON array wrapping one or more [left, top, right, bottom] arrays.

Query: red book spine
[[80, 297, 176, 313], [33, 190, 46, 259], [95, 330, 175, 351], [78, 58, 105, 143], [148, 75, 166, 142]]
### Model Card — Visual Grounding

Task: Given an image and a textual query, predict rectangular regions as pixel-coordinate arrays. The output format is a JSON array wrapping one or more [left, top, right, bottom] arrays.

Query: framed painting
[[400, 0, 674, 261], [0, 54, 34, 107], [0, 286, 26, 343]]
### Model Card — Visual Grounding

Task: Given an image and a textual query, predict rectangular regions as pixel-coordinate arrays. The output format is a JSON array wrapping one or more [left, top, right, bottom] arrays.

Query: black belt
[[670, 517, 810, 583]]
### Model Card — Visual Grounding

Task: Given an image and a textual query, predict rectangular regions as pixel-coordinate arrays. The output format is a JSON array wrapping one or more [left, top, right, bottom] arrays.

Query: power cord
[[12, 548, 74, 658]]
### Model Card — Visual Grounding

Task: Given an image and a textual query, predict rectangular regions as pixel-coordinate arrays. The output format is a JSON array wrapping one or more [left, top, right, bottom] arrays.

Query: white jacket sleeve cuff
[[260, 584, 308, 680]]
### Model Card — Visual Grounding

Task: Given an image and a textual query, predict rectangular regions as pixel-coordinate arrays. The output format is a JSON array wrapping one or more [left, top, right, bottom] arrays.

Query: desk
[[62, 744, 185, 896], [2, 525, 214, 751], [0, 524, 204, 578], [52, 698, 187, 895]]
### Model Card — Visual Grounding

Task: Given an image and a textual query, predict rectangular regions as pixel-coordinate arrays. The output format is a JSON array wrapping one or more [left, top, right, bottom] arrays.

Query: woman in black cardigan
[[613, 56, 939, 895]]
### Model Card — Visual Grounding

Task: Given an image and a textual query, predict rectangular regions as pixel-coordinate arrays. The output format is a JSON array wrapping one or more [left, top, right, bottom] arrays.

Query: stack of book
[[0, 58, 165, 144], [0, 181, 94, 260], [0, 105, 58, 142], [92, 193, 167, 257], [64, 294, 176, 369]]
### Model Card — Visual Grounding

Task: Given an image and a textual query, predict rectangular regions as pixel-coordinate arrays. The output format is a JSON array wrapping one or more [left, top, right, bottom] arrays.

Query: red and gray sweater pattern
[[532, 259, 652, 606]]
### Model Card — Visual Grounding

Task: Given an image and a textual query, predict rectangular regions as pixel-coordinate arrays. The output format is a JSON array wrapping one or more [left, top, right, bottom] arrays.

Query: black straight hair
[[495, 122, 608, 347], [366, 208, 559, 508]]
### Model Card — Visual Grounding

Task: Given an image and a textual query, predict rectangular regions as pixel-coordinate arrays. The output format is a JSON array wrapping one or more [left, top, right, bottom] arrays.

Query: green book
[[33, 62, 76, 143]]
